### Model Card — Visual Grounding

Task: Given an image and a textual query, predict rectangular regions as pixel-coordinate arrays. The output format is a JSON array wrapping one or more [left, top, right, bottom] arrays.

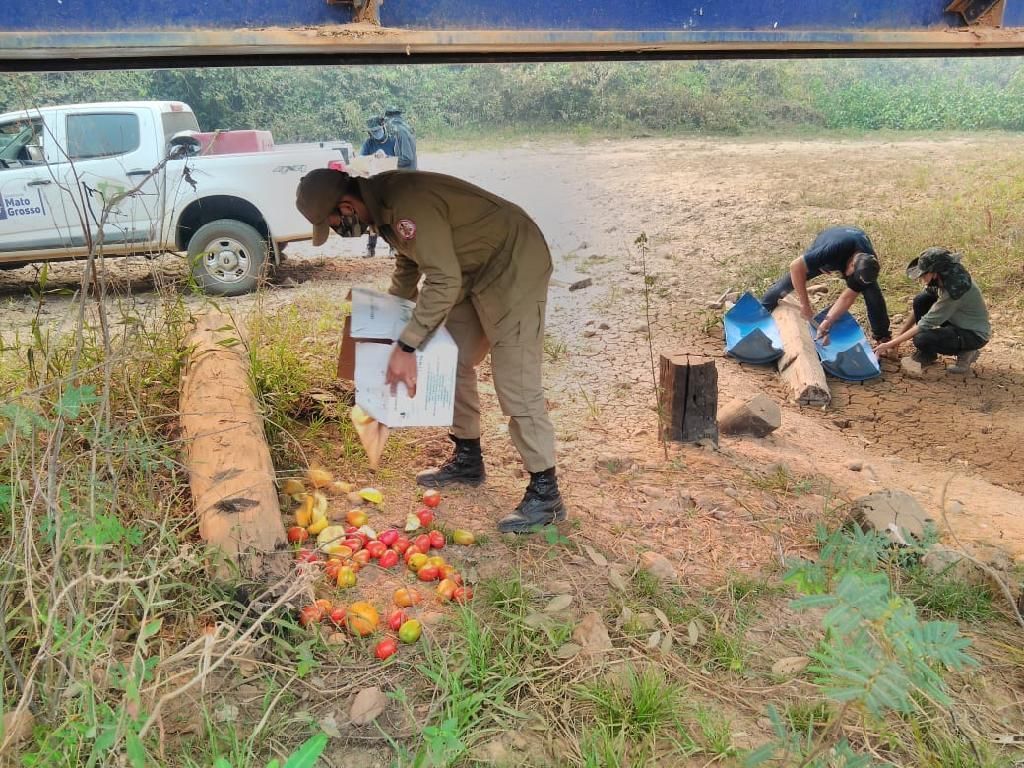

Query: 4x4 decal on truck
[[0, 190, 47, 221], [272, 164, 306, 174]]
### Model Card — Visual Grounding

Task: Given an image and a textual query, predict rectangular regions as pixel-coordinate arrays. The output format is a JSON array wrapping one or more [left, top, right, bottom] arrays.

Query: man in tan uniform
[[295, 168, 564, 533]]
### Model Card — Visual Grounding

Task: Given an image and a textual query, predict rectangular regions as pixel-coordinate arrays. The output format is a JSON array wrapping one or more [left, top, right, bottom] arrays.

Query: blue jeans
[[760, 268, 891, 340]]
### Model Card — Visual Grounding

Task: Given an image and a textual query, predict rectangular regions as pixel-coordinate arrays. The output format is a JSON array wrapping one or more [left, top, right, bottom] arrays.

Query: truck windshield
[[0, 122, 40, 163]]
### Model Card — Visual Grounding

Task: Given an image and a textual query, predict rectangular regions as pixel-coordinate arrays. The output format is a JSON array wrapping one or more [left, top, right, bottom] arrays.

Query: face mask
[[333, 213, 364, 238], [370, 127, 385, 141]]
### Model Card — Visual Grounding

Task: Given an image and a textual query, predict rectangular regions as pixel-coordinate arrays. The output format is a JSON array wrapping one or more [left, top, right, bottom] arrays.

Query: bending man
[[295, 168, 565, 533], [760, 226, 891, 342]]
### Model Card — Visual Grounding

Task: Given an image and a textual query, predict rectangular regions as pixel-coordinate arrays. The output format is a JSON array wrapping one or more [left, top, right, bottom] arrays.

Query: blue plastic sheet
[[811, 308, 881, 382], [724, 292, 784, 365]]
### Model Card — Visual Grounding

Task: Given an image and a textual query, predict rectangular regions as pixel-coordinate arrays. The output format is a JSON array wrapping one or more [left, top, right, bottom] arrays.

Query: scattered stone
[[771, 656, 811, 676], [2, 709, 34, 747], [582, 329, 597, 338], [639, 551, 678, 583], [572, 612, 614, 653], [606, 568, 628, 592], [846, 460, 863, 472], [833, 418, 852, 429], [849, 489, 933, 544], [555, 642, 582, 659], [595, 454, 632, 474], [598, 322, 611, 330], [710, 509, 730, 521], [551, 270, 593, 291], [349, 687, 387, 726], [278, 277, 300, 289], [214, 703, 239, 723], [627, 265, 643, 275], [577, 241, 589, 250], [568, 276, 593, 291], [718, 394, 782, 437], [318, 713, 343, 738], [922, 546, 990, 586], [543, 594, 574, 613], [326, 631, 347, 646], [900, 356, 924, 378], [946, 500, 965, 515]]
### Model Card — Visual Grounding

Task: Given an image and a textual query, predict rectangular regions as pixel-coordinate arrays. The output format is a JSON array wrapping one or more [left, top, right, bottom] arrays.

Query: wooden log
[[772, 295, 831, 407], [179, 311, 288, 581], [659, 353, 719, 444]]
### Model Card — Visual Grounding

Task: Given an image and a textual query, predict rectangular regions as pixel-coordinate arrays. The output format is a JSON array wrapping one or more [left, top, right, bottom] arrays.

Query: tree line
[[3, 59, 1024, 144]]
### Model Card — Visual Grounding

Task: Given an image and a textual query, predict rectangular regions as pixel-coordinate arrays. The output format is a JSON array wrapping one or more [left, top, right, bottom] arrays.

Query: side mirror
[[168, 131, 202, 158]]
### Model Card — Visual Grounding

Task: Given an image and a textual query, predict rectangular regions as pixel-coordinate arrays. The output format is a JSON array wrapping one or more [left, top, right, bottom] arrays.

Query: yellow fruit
[[451, 529, 476, 546], [407, 553, 428, 572], [426, 556, 446, 569], [306, 468, 333, 488], [350, 405, 374, 426], [281, 478, 305, 496], [346, 509, 368, 527], [295, 495, 314, 528], [329, 480, 354, 495], [346, 602, 379, 636], [317, 524, 347, 547], [307, 514, 329, 536], [336, 566, 357, 589], [358, 487, 383, 505], [324, 543, 353, 558]]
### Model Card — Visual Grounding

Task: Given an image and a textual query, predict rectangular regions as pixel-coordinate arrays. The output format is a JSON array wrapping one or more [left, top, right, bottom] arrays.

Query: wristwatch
[[397, 340, 416, 354]]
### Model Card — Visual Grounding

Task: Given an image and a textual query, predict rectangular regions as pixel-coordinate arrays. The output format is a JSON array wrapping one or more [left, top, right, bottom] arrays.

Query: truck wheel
[[188, 219, 269, 296]]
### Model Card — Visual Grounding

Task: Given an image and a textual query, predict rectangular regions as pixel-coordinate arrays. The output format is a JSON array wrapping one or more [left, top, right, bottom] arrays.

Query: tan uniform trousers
[[445, 293, 555, 473]]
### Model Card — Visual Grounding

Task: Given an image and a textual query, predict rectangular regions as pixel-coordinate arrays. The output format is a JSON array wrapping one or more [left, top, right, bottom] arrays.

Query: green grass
[[900, 565, 996, 623]]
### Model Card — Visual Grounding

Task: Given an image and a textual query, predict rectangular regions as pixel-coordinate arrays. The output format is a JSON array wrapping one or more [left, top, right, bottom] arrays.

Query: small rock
[[946, 500, 965, 515], [598, 322, 611, 330], [349, 686, 387, 725], [849, 489, 933, 544], [771, 656, 811, 676], [214, 703, 239, 723], [278, 277, 300, 289], [922, 546, 991, 586], [326, 631, 347, 646], [833, 418, 852, 429], [847, 460, 863, 472], [595, 454, 631, 474], [718, 394, 782, 437], [639, 551, 678, 583], [582, 329, 597, 338], [572, 612, 613, 653], [568, 276, 593, 291], [577, 241, 589, 250], [1, 709, 34, 747], [627, 265, 643, 275], [901, 356, 924, 378]]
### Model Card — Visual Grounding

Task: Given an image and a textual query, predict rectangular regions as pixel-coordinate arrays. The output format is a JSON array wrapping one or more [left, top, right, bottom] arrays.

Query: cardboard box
[[338, 288, 457, 428], [345, 154, 399, 177]]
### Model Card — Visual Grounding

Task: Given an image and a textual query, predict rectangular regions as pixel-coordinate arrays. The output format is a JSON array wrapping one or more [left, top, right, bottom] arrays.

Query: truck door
[[53, 108, 161, 252], [0, 116, 67, 257]]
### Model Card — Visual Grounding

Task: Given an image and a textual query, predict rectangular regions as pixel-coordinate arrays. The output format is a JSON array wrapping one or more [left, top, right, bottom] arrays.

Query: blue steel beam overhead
[[1, 0, 1023, 68]]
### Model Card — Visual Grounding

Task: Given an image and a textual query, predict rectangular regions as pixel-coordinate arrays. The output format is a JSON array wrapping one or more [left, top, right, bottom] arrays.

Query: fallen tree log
[[772, 295, 831, 407], [179, 311, 288, 581]]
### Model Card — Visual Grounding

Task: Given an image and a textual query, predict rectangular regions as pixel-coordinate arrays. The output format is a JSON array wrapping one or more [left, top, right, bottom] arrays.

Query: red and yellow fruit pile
[[281, 467, 476, 660]]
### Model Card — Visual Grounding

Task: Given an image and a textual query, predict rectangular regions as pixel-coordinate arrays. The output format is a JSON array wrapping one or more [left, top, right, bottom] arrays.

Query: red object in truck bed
[[194, 130, 275, 155]]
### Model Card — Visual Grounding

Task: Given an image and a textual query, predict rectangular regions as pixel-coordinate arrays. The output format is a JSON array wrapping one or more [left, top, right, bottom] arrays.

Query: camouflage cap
[[906, 247, 960, 279], [295, 168, 348, 246]]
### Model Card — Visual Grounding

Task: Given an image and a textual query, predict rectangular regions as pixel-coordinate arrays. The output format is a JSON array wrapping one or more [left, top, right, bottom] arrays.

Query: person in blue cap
[[384, 107, 417, 171], [874, 247, 990, 374], [760, 226, 891, 343], [358, 116, 399, 257]]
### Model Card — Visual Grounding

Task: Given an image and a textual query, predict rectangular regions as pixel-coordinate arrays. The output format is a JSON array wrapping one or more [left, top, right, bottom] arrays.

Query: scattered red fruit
[[298, 604, 322, 627], [422, 489, 442, 508], [436, 578, 458, 601], [378, 529, 400, 547], [352, 550, 372, 567], [295, 549, 320, 564], [417, 508, 435, 527], [287, 526, 309, 544], [393, 588, 422, 608], [379, 550, 400, 569], [324, 559, 344, 581], [327, 606, 347, 626], [387, 609, 408, 631], [438, 564, 457, 580], [393, 536, 412, 555], [375, 637, 398, 660], [347, 602, 380, 636], [453, 586, 473, 604], [417, 565, 441, 582], [414, 534, 431, 553], [428, 530, 445, 550], [366, 541, 388, 559], [343, 537, 363, 553]]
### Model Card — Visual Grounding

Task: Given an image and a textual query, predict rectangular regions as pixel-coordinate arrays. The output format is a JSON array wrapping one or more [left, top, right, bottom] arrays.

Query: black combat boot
[[416, 435, 486, 488], [497, 468, 567, 533]]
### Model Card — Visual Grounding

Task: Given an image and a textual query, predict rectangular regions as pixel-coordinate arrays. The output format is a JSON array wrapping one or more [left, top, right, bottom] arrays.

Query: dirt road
[[3, 134, 1022, 565]]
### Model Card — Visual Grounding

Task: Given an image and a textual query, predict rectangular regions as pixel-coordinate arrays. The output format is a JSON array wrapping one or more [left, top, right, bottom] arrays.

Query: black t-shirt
[[802, 227, 875, 275]]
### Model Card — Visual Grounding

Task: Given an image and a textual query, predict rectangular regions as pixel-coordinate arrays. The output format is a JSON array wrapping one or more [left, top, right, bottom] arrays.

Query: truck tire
[[187, 219, 269, 296]]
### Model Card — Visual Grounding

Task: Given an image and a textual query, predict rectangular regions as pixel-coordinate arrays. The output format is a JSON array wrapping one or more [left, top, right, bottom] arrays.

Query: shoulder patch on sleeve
[[396, 219, 417, 240]]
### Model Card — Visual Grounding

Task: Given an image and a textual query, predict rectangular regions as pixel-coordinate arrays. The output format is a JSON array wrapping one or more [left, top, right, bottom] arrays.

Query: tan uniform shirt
[[356, 171, 553, 349]]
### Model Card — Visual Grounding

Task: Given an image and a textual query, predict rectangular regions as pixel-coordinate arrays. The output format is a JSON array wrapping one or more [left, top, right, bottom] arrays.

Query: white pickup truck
[[0, 100, 352, 295]]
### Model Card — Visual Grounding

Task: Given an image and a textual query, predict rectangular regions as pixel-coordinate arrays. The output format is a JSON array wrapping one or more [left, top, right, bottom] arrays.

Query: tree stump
[[659, 353, 719, 444], [772, 295, 831, 407], [179, 311, 289, 581]]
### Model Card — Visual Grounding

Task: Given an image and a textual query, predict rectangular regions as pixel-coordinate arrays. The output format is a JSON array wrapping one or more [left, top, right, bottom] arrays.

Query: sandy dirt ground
[[2, 135, 1022, 573]]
